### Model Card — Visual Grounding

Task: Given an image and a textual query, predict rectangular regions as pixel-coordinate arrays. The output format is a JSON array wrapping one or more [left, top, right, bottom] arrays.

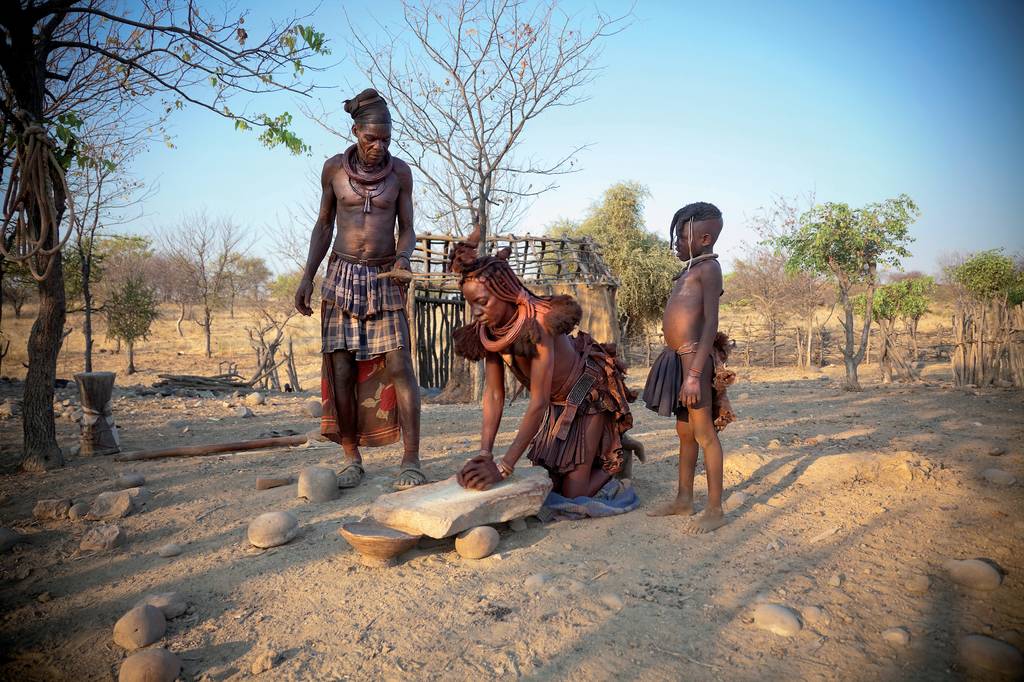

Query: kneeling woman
[[449, 233, 636, 497]]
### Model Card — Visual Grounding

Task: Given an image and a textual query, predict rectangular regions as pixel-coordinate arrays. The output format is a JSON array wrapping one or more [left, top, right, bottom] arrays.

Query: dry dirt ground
[[0, 360, 1022, 681]]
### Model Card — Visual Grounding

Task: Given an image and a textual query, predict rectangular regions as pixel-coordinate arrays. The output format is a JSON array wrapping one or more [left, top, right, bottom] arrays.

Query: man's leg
[[385, 311, 424, 488], [330, 350, 364, 486], [647, 417, 699, 517]]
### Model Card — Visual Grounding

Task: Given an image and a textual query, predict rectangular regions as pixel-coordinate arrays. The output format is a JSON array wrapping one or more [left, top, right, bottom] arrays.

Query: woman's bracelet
[[688, 367, 703, 377], [496, 460, 514, 479]]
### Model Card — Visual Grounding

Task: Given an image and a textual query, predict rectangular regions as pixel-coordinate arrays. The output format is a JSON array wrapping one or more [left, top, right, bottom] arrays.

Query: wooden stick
[[114, 434, 308, 462]]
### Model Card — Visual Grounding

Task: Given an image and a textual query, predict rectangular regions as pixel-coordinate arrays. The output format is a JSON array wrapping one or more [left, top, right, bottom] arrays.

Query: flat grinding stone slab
[[370, 467, 552, 539]]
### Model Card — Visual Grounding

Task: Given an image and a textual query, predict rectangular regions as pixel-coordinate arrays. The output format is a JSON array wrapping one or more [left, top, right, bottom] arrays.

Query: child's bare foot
[[647, 495, 697, 517], [685, 507, 727, 533]]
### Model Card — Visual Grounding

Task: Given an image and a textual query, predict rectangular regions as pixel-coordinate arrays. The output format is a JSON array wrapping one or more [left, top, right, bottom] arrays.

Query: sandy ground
[[0, 360, 1022, 681]]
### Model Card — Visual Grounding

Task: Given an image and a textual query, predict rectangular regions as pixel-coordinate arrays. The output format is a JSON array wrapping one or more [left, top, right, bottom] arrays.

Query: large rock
[[247, 511, 299, 548], [297, 466, 339, 502], [119, 648, 181, 682], [244, 392, 266, 406], [33, 498, 72, 520], [303, 399, 323, 418], [113, 605, 166, 650], [370, 467, 552, 539], [86, 491, 135, 520], [80, 524, 126, 551]]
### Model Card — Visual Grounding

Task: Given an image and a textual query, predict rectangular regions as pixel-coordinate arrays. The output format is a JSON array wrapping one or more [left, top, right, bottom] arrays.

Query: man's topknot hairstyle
[[670, 201, 723, 248]]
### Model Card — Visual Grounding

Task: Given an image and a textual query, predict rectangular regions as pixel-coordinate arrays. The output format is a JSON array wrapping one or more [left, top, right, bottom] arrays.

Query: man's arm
[[294, 157, 340, 316], [394, 160, 416, 271], [681, 261, 723, 407]]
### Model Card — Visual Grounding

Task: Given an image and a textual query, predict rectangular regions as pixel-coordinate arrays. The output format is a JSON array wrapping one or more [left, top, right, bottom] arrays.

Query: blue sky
[[131, 0, 1024, 274]]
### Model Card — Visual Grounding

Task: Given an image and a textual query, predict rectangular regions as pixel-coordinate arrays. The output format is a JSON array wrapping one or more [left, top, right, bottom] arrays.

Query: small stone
[[115, 473, 145, 489], [944, 559, 1002, 591], [767, 439, 782, 450], [113, 604, 166, 650], [297, 466, 339, 502], [36, 591, 51, 603], [982, 468, 1016, 486], [234, 406, 254, 418], [0, 528, 25, 553], [86, 491, 135, 520], [135, 592, 187, 619], [723, 491, 747, 512], [303, 399, 323, 418], [455, 526, 500, 559], [123, 486, 152, 506], [988, 446, 1007, 456], [904, 573, 930, 594], [197, 390, 215, 399], [80, 524, 126, 551], [524, 574, 550, 593], [883, 627, 911, 647], [509, 518, 528, 532], [118, 648, 181, 682], [250, 649, 279, 675], [959, 635, 1024, 677], [0, 399, 19, 418], [67, 501, 89, 521], [801, 606, 830, 626], [33, 498, 72, 520], [157, 543, 183, 558], [247, 511, 299, 548], [599, 593, 624, 610], [751, 603, 802, 636], [245, 392, 266, 406], [828, 572, 844, 588]]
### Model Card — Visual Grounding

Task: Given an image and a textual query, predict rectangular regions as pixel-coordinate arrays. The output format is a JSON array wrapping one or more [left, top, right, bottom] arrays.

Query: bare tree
[[329, 0, 629, 240], [728, 250, 790, 367], [0, 1, 327, 471], [245, 296, 297, 392], [65, 122, 153, 371], [162, 213, 247, 358]]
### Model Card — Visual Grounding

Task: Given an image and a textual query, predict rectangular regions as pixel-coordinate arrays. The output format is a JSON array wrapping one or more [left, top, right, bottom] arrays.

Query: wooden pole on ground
[[114, 434, 310, 462]]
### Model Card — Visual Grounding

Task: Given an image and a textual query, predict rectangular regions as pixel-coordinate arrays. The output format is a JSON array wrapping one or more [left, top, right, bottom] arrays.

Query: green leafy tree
[[854, 276, 933, 382], [774, 195, 919, 390], [555, 182, 678, 339], [105, 275, 159, 375]]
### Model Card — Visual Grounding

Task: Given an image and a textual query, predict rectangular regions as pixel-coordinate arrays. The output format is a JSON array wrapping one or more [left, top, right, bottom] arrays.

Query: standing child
[[643, 202, 737, 533]]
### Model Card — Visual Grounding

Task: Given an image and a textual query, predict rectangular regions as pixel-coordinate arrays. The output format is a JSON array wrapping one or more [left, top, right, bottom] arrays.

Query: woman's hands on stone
[[457, 453, 501, 490]]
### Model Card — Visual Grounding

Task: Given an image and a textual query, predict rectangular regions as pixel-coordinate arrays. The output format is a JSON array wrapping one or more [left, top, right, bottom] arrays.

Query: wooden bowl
[[338, 520, 422, 567]]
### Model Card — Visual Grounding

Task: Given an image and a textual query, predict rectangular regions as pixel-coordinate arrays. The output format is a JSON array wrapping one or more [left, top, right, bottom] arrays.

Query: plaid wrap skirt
[[320, 253, 407, 360]]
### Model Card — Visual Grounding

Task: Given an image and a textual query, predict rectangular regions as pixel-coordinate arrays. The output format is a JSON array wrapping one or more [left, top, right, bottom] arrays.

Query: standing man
[[294, 88, 424, 490]]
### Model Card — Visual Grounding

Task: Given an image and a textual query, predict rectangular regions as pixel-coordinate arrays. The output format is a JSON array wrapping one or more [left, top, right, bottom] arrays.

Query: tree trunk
[[13, 299, 24, 318], [82, 258, 93, 373], [126, 341, 136, 374], [23, 239, 67, 472], [769, 323, 777, 368], [878, 322, 893, 383], [75, 370, 120, 455], [840, 292, 861, 390], [795, 328, 804, 369], [203, 307, 213, 358], [805, 318, 815, 369], [176, 301, 186, 336]]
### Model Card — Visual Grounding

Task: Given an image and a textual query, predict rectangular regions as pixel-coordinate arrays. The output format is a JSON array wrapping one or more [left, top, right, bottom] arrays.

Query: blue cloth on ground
[[540, 478, 640, 521]]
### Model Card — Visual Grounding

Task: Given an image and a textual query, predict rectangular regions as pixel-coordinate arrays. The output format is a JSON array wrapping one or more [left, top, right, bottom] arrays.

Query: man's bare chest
[[333, 171, 400, 213]]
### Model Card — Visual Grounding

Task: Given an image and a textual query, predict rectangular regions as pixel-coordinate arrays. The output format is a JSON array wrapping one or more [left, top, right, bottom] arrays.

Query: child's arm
[[681, 261, 724, 408]]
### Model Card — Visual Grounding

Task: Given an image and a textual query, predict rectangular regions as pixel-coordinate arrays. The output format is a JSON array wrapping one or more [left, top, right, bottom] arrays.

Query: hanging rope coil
[[0, 110, 77, 282]]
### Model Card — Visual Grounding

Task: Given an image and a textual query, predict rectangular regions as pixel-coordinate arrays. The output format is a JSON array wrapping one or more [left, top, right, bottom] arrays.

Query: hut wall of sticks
[[406, 233, 620, 389]]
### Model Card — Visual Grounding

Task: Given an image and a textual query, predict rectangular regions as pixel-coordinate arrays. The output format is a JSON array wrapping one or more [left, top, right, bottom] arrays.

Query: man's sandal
[[337, 461, 365, 489], [394, 465, 427, 491]]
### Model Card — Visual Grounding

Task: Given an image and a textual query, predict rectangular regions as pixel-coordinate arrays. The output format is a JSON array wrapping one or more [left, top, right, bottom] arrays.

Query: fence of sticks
[[406, 233, 621, 389]]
